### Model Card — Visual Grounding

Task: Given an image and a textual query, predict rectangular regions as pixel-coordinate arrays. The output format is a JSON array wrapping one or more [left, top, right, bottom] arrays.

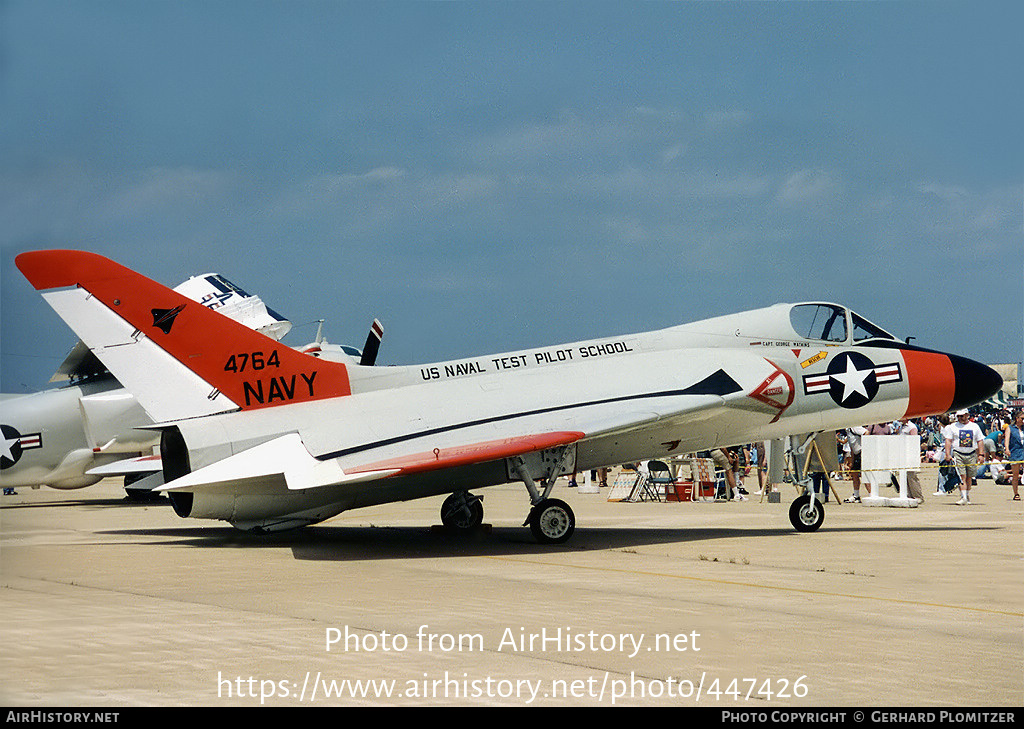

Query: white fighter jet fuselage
[[14, 251, 1002, 541]]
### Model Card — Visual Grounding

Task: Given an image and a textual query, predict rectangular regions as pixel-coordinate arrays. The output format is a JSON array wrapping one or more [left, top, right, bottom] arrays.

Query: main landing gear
[[510, 444, 578, 544], [440, 491, 484, 531], [438, 488, 575, 544], [526, 498, 575, 544], [440, 445, 580, 543]]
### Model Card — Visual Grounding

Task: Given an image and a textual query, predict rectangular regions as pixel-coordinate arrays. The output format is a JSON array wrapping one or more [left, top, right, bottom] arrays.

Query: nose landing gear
[[789, 493, 824, 532]]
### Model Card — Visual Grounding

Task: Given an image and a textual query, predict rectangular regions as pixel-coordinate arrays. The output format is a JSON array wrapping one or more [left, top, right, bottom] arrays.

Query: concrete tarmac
[[2, 475, 1021, 707]]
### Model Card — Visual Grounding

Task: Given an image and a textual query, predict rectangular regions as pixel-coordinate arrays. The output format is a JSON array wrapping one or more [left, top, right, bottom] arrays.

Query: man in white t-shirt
[[944, 409, 985, 505]]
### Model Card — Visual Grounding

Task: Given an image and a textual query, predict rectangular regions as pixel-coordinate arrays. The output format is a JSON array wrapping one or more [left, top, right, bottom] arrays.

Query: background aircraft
[[1, 273, 291, 496], [15, 250, 1001, 541], [1, 271, 383, 498]]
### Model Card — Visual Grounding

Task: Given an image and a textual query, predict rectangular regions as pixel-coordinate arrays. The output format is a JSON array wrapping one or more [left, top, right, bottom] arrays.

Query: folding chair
[[689, 457, 718, 502], [642, 460, 673, 502]]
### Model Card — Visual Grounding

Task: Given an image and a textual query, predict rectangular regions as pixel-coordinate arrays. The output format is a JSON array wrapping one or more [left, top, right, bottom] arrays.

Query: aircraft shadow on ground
[[5, 493, 1004, 560], [93, 521, 1004, 562], [0, 496, 165, 510]]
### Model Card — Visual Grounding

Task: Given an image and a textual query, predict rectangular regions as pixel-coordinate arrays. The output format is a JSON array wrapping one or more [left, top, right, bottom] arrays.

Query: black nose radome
[[948, 354, 1003, 412]]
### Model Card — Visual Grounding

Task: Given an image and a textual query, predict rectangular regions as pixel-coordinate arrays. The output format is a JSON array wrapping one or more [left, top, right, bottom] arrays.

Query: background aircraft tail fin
[[16, 250, 351, 422], [359, 319, 384, 366]]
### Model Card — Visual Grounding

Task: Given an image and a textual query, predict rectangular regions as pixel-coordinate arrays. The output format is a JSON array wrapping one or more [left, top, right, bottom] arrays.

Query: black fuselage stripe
[[315, 371, 740, 462]]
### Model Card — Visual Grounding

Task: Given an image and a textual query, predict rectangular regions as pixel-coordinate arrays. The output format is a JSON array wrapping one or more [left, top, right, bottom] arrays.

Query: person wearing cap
[[944, 409, 985, 505]]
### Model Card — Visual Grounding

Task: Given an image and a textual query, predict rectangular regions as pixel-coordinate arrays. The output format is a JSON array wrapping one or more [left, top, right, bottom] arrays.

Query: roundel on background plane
[[826, 351, 879, 409], [1, 424, 25, 469]]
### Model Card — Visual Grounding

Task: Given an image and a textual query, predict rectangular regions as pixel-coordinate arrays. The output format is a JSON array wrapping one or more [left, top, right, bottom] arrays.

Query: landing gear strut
[[509, 445, 578, 544], [786, 432, 827, 533]]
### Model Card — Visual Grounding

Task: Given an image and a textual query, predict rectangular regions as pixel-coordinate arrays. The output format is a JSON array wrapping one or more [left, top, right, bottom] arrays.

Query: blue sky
[[2, 0, 1021, 393]]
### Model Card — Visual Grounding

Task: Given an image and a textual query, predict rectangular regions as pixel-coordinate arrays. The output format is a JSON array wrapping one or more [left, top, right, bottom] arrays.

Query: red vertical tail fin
[[17, 250, 351, 421]]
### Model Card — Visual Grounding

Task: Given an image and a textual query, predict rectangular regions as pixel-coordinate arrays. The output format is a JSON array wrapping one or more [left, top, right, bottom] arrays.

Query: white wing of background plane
[[49, 272, 292, 384]]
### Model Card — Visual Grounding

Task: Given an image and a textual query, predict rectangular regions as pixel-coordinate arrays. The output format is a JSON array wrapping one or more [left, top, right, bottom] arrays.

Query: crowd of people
[[837, 406, 1022, 505], [697, 404, 1023, 505]]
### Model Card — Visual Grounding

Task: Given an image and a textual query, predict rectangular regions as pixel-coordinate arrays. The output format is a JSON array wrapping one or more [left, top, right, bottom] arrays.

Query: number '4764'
[[224, 350, 281, 373]]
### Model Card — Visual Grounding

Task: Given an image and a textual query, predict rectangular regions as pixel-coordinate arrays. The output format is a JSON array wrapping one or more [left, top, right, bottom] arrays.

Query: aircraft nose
[[901, 349, 1003, 418], [948, 354, 1003, 413]]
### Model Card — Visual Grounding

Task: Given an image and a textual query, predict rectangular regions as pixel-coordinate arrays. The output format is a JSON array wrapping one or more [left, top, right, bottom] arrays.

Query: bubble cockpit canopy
[[788, 303, 897, 345]]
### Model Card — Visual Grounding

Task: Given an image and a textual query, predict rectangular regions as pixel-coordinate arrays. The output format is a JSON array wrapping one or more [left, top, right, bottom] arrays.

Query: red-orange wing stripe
[[348, 431, 586, 476]]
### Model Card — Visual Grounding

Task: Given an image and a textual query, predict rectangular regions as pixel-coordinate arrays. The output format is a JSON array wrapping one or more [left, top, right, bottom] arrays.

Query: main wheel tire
[[529, 498, 575, 544], [440, 492, 484, 531], [789, 494, 825, 532]]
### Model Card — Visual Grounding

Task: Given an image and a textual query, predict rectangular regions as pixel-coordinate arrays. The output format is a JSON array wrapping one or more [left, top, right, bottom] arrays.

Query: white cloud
[[0, 164, 242, 247], [703, 110, 751, 130], [916, 180, 1022, 234], [101, 167, 238, 217], [601, 216, 648, 246], [661, 144, 686, 165], [918, 182, 968, 202], [269, 167, 408, 217], [775, 169, 838, 206], [417, 172, 500, 209]]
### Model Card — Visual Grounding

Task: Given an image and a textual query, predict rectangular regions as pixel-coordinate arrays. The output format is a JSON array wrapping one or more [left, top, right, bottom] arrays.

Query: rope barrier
[[767, 459, 1024, 476], [838, 459, 1024, 474]]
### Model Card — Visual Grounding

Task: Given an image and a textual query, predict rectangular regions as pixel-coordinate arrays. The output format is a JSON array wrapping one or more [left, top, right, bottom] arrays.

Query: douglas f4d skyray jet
[[15, 250, 1002, 543]]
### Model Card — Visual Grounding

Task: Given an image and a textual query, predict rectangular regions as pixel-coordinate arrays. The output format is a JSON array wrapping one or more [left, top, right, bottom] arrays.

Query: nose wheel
[[789, 493, 825, 532]]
